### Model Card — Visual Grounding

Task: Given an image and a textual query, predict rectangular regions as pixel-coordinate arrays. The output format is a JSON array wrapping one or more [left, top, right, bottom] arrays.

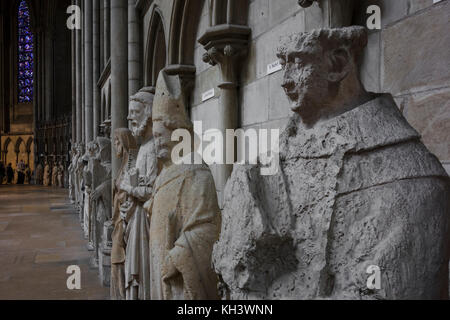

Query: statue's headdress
[[152, 70, 192, 130]]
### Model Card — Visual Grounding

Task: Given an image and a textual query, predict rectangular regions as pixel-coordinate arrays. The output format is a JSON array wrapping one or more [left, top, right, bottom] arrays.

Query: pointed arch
[[168, 0, 205, 66], [15, 137, 24, 153], [26, 136, 33, 153], [144, 6, 167, 87]]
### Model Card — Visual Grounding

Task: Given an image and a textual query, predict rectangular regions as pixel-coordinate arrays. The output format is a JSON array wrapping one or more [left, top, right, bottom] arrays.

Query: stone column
[[84, 0, 93, 143], [100, 0, 104, 72], [110, 0, 128, 180], [128, 0, 141, 96], [199, 24, 250, 205], [93, 0, 101, 138], [76, 0, 82, 142], [71, 17, 76, 143], [104, 0, 111, 66], [81, 0, 85, 143]]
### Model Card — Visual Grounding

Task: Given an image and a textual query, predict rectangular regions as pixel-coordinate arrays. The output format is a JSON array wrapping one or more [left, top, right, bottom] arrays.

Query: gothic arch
[[15, 137, 24, 154], [26, 136, 33, 153], [144, 5, 167, 86], [3, 137, 12, 153], [168, 0, 205, 67]]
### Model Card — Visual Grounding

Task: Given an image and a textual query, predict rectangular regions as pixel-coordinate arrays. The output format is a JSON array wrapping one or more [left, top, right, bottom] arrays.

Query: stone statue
[[213, 26, 450, 300], [35, 162, 43, 185], [57, 161, 64, 188], [110, 128, 137, 300], [51, 161, 58, 187], [90, 136, 113, 285], [43, 161, 51, 186], [144, 71, 221, 300], [83, 141, 98, 242], [68, 146, 77, 201], [118, 87, 157, 300], [75, 143, 86, 221]]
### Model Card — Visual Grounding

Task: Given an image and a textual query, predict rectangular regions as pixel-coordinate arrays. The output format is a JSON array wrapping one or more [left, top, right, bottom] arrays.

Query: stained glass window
[[18, 0, 33, 103]]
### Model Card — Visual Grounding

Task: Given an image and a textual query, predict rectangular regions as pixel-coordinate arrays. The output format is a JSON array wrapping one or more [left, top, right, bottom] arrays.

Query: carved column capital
[[199, 24, 250, 85]]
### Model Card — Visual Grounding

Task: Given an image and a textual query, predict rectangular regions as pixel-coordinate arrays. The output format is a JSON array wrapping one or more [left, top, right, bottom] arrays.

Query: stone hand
[[162, 256, 180, 282], [119, 180, 132, 194]]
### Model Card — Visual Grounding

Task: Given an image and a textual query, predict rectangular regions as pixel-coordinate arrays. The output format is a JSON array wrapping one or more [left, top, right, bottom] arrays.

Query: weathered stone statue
[[213, 26, 450, 300], [75, 143, 86, 221], [144, 71, 221, 300], [110, 128, 138, 300], [83, 141, 98, 242], [118, 87, 157, 300], [51, 161, 58, 187], [68, 146, 77, 202], [43, 161, 51, 186], [90, 137, 112, 285], [35, 161, 43, 185], [57, 161, 64, 188]]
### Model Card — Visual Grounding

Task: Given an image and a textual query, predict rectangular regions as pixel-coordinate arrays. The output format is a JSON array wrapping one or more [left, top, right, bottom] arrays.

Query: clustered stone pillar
[[76, 0, 82, 143], [128, 0, 141, 96], [104, 0, 111, 66], [84, 0, 93, 143], [81, 0, 86, 143], [71, 16, 77, 143], [110, 0, 129, 181], [93, 0, 101, 138]]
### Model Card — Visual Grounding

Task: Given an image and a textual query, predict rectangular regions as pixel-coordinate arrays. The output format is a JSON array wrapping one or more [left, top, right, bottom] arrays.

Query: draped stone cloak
[[213, 94, 450, 300], [124, 138, 157, 300], [148, 163, 221, 300]]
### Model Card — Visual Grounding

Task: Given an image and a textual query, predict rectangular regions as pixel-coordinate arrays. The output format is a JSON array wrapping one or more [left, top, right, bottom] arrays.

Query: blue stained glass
[[17, 0, 33, 103]]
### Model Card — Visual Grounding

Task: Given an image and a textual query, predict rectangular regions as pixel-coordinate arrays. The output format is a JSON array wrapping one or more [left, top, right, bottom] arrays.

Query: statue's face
[[279, 49, 329, 119], [153, 120, 173, 161], [128, 101, 147, 137], [88, 142, 99, 159], [114, 136, 123, 158]]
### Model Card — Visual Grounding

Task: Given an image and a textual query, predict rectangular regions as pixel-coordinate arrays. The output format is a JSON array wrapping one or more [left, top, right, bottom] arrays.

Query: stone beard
[[213, 27, 450, 300], [146, 71, 221, 300]]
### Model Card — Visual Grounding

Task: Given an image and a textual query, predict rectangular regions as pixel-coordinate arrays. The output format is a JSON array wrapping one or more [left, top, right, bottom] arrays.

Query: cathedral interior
[[0, 0, 449, 302]]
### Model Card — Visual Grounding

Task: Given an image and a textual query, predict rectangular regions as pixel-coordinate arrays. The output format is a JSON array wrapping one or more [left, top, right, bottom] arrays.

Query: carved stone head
[[152, 70, 193, 161], [86, 141, 100, 160], [128, 88, 154, 138], [277, 26, 368, 124], [95, 137, 112, 163], [114, 128, 137, 158]]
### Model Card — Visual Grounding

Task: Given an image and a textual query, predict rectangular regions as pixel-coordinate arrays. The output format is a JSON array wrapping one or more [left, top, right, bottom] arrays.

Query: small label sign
[[202, 88, 215, 102], [267, 60, 282, 75]]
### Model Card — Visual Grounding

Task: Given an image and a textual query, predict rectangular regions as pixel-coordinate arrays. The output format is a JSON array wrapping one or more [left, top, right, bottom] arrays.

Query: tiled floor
[[0, 185, 109, 300]]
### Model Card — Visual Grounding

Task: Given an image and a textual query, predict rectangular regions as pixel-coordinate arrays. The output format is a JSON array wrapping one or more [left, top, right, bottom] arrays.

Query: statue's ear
[[326, 47, 351, 83]]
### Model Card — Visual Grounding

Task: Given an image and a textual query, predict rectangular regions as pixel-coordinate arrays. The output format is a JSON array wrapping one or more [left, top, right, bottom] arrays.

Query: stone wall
[[140, 0, 450, 182], [357, 0, 450, 174]]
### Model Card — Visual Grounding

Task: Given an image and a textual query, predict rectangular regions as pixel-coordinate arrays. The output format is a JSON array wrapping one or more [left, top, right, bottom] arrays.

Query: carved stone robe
[[148, 162, 221, 300], [214, 94, 450, 300], [123, 138, 157, 300], [43, 164, 50, 186], [52, 165, 58, 187]]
